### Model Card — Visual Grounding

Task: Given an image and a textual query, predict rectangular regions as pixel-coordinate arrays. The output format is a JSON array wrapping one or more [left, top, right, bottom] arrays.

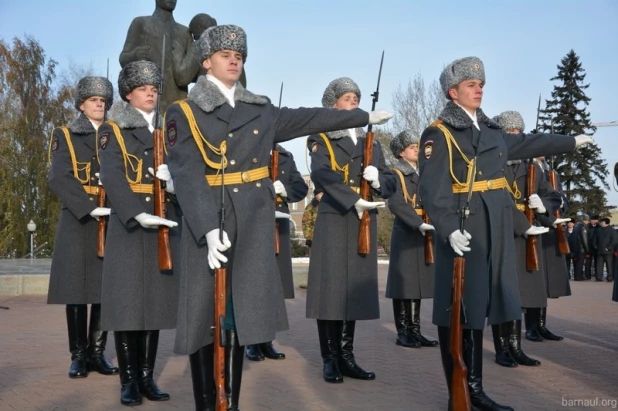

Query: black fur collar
[[68, 114, 96, 134], [393, 159, 417, 176], [323, 127, 366, 140], [110, 104, 162, 129], [189, 75, 268, 113], [438, 101, 501, 130]]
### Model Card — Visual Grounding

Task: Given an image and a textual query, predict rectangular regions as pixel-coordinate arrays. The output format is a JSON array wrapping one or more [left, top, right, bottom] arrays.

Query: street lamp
[[27, 220, 36, 261]]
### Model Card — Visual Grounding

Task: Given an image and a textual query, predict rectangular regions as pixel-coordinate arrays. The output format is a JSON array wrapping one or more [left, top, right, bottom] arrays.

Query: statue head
[[189, 13, 217, 41], [155, 0, 177, 12]]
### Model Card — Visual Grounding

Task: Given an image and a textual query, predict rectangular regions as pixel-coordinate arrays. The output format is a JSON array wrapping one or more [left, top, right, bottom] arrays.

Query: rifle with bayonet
[[547, 120, 570, 255], [153, 35, 172, 270], [358, 51, 384, 255], [271, 82, 283, 255], [96, 58, 109, 258], [450, 158, 474, 411], [525, 95, 542, 271]]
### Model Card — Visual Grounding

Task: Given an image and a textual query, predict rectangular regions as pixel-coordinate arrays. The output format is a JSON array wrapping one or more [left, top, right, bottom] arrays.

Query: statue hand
[[134, 46, 150, 61]]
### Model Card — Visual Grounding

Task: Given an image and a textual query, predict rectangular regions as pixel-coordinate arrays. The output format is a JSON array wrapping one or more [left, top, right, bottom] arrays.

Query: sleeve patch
[[310, 142, 319, 153], [423, 140, 434, 159], [167, 120, 177, 146], [51, 136, 59, 152], [99, 132, 110, 150]]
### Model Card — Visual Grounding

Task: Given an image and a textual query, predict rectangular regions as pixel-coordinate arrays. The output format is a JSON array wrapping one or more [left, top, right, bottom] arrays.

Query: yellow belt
[[516, 203, 526, 212], [452, 177, 509, 194], [414, 208, 423, 216], [130, 184, 154, 194], [83, 186, 99, 195], [206, 166, 269, 186]]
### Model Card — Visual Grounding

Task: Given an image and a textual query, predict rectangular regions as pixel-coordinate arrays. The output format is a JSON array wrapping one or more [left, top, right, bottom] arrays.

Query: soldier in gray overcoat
[[418, 56, 593, 410], [164, 26, 392, 411], [245, 144, 308, 362], [489, 111, 562, 368], [48, 76, 119, 379], [533, 157, 572, 342], [384, 130, 438, 349], [98, 61, 179, 406], [305, 77, 393, 384]]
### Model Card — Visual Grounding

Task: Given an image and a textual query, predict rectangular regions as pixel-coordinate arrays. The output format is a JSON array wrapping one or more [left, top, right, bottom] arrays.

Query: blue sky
[[2, 0, 618, 206]]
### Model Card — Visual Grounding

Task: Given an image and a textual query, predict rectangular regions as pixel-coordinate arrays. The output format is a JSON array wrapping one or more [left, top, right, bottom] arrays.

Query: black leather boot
[[339, 321, 375, 380], [87, 304, 119, 375], [317, 320, 343, 383], [225, 330, 244, 411], [537, 307, 563, 341], [260, 341, 285, 359], [189, 344, 216, 411], [464, 329, 514, 411], [410, 299, 438, 347], [137, 330, 170, 401], [507, 320, 540, 366], [490, 323, 517, 368], [66, 304, 89, 378], [392, 299, 421, 348], [523, 308, 543, 342], [114, 331, 141, 406], [437, 326, 453, 402], [245, 344, 265, 361]]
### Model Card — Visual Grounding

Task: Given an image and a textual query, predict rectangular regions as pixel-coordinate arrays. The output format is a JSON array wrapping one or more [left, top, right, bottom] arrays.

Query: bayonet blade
[[278, 82, 283, 109]]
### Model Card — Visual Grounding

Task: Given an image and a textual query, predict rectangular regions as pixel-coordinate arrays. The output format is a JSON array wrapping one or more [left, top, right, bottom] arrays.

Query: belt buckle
[[486, 180, 493, 190], [241, 171, 251, 183]]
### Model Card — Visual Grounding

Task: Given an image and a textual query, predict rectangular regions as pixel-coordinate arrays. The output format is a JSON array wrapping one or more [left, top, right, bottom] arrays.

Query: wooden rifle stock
[[358, 131, 374, 254], [450, 256, 471, 411], [548, 170, 570, 255], [271, 150, 280, 255], [153, 128, 172, 271], [96, 186, 106, 257], [422, 209, 434, 265], [214, 265, 227, 411], [525, 163, 540, 271]]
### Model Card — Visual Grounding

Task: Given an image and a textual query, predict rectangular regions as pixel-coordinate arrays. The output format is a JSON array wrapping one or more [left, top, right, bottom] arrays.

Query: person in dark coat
[[384, 130, 438, 349], [305, 77, 393, 385], [98, 60, 180, 406], [48, 76, 119, 379], [418, 56, 593, 411], [594, 218, 617, 281], [488, 110, 561, 368], [579, 214, 593, 280], [566, 220, 577, 278], [533, 157, 572, 342], [245, 144, 308, 361], [589, 215, 600, 279], [164, 25, 392, 411]]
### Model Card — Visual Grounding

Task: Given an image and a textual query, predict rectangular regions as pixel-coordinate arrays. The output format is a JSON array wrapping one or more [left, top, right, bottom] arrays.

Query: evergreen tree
[[537, 49, 612, 217], [0, 36, 73, 257]]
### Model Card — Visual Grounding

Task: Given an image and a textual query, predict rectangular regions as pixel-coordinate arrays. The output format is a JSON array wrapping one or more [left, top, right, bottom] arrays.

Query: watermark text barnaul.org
[[562, 397, 617, 409]]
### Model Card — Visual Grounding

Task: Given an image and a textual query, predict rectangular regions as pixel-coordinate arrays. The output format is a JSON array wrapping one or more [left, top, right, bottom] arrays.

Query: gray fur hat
[[118, 60, 162, 102], [389, 130, 420, 157], [440, 56, 485, 99], [74, 76, 113, 111], [196, 24, 247, 63], [321, 77, 361, 108], [493, 111, 525, 132]]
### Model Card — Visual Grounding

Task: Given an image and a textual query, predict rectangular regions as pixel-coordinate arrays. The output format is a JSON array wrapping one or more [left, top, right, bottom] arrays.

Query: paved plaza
[[1, 261, 617, 410]]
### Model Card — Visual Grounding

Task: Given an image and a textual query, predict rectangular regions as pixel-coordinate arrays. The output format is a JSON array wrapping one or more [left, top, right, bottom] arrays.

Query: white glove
[[448, 230, 472, 256], [353, 198, 385, 219], [134, 212, 178, 228], [368, 110, 393, 125], [527, 194, 546, 214], [273, 180, 287, 197], [574, 134, 594, 148], [275, 211, 291, 219], [553, 217, 571, 227], [95, 172, 103, 186], [89, 207, 111, 220], [524, 225, 549, 237], [362, 165, 380, 189], [148, 165, 175, 194], [418, 223, 435, 237], [205, 229, 231, 269]]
